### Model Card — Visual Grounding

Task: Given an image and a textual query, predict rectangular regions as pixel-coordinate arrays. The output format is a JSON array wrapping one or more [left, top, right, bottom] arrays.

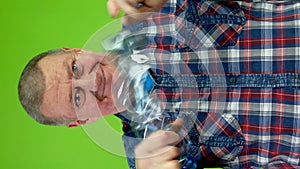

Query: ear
[[67, 119, 88, 128], [61, 47, 82, 53]]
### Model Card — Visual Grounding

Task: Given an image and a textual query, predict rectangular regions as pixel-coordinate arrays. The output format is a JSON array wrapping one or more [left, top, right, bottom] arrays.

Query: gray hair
[[18, 49, 75, 126]]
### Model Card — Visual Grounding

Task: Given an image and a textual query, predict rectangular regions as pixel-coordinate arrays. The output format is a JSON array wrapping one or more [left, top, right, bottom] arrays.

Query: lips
[[96, 64, 106, 101]]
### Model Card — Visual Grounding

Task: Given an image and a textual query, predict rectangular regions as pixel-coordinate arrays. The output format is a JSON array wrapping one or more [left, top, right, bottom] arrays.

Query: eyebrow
[[62, 56, 74, 105], [65, 58, 73, 80], [68, 91, 73, 106]]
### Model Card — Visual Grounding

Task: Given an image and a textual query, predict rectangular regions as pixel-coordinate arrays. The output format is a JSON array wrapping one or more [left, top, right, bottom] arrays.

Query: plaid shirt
[[112, 0, 300, 168]]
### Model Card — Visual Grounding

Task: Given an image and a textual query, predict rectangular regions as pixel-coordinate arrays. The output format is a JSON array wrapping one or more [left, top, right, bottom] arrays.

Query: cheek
[[96, 97, 118, 116], [75, 94, 100, 119], [74, 93, 117, 118], [60, 104, 77, 119], [56, 92, 76, 118], [41, 96, 73, 119], [40, 92, 60, 117]]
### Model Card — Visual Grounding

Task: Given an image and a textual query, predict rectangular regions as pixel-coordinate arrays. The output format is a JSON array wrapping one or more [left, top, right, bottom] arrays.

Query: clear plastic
[[79, 12, 245, 167]]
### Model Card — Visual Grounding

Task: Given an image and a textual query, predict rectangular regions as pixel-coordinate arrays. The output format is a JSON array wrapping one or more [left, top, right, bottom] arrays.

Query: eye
[[74, 92, 81, 106], [72, 63, 79, 73], [71, 61, 83, 78], [73, 88, 85, 108]]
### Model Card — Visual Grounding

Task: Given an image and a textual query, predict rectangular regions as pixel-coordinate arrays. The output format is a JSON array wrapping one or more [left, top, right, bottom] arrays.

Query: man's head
[[18, 48, 123, 127]]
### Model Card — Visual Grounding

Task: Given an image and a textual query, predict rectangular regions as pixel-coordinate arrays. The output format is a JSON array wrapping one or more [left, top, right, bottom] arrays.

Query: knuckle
[[134, 144, 144, 154], [162, 161, 181, 169], [150, 130, 169, 140], [170, 162, 181, 169], [159, 131, 170, 140], [169, 146, 179, 155], [134, 144, 144, 155], [155, 130, 167, 135], [158, 130, 173, 139]]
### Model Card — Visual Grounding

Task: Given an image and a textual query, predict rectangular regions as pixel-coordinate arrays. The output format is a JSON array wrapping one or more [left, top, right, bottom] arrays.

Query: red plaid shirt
[[111, 0, 300, 168]]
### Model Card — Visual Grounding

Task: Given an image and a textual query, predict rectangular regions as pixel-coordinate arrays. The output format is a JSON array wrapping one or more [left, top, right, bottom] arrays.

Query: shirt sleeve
[[114, 113, 143, 169], [266, 160, 299, 168]]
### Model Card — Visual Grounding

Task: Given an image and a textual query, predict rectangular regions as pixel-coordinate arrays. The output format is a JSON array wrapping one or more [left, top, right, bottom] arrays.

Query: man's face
[[38, 50, 122, 126]]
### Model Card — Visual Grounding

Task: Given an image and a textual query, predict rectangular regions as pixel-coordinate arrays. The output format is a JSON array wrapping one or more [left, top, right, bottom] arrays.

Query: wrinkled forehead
[[40, 86, 75, 119], [38, 52, 74, 83], [37, 52, 76, 119]]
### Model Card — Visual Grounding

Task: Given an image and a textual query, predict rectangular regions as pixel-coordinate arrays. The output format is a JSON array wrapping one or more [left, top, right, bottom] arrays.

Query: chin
[[97, 98, 120, 116]]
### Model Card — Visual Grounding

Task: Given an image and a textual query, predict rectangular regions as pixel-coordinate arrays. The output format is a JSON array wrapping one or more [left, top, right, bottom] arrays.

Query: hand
[[107, 0, 168, 18], [134, 119, 183, 169]]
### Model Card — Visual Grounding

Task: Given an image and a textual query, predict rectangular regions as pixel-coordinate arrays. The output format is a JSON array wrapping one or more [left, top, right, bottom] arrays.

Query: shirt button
[[229, 77, 237, 84], [155, 77, 162, 84], [271, 78, 277, 85]]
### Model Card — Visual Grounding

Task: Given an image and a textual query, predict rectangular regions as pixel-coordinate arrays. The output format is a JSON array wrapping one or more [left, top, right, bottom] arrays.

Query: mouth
[[96, 64, 106, 101]]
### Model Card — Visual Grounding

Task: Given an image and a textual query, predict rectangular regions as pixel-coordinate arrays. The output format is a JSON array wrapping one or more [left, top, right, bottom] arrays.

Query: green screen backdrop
[[0, 0, 129, 169]]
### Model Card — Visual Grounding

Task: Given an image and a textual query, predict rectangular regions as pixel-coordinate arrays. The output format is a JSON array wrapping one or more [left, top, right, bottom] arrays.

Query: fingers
[[150, 160, 182, 169], [137, 145, 179, 160], [169, 118, 184, 132], [117, 0, 140, 15], [134, 118, 185, 169], [135, 130, 181, 157], [143, 0, 169, 11], [127, 0, 145, 5], [107, 0, 168, 17], [135, 146, 181, 169], [121, 12, 151, 26], [135, 118, 184, 158], [107, 0, 120, 18], [107, 0, 140, 18], [151, 146, 180, 161]]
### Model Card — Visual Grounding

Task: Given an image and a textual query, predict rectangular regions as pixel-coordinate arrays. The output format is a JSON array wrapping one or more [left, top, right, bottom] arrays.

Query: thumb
[[107, 0, 121, 18], [164, 118, 184, 133]]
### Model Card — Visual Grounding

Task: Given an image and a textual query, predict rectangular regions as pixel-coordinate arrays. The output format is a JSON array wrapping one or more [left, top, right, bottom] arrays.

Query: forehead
[[39, 52, 72, 67], [38, 52, 74, 80], [37, 52, 76, 119]]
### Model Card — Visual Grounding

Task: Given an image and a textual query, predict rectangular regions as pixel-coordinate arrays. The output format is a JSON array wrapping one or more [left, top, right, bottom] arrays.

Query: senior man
[[19, 0, 300, 169]]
